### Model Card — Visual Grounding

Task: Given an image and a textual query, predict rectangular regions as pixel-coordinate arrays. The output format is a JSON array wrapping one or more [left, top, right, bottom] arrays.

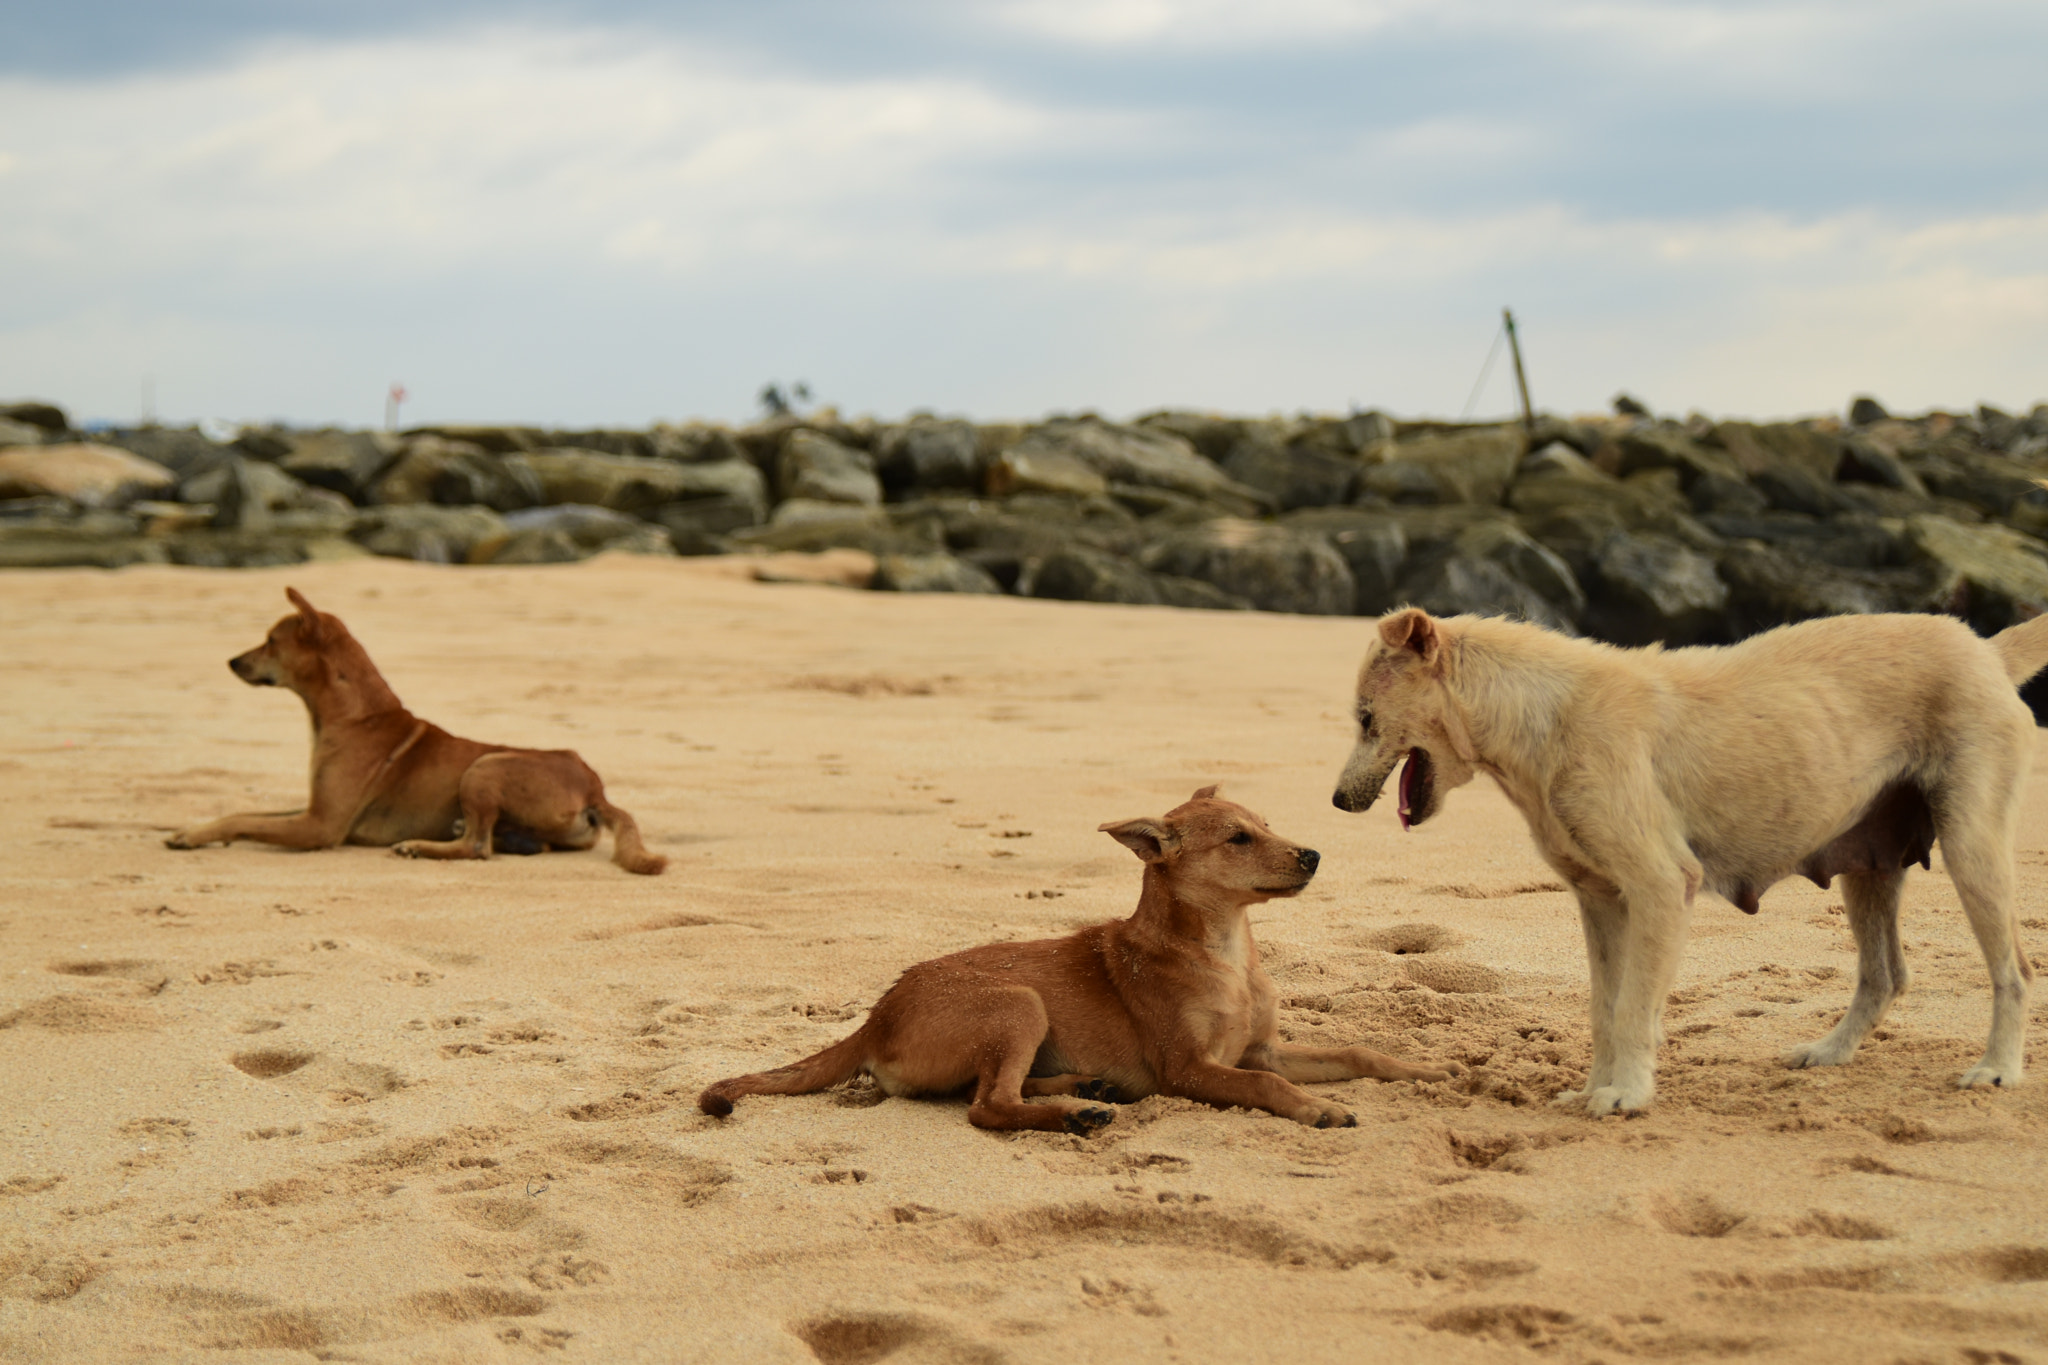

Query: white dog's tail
[[1992, 615, 2048, 686]]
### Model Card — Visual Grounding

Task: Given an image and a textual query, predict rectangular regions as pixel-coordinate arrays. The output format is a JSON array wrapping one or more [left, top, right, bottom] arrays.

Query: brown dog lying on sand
[[1332, 607, 2048, 1117], [700, 787, 1454, 1133], [166, 587, 666, 875]]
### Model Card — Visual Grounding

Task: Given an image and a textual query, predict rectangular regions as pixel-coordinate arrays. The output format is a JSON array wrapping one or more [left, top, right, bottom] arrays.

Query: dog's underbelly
[[349, 800, 461, 845], [1705, 780, 1936, 914]]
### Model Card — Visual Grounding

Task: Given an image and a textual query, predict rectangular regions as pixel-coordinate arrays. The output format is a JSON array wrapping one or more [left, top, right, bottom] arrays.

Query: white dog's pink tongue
[[1397, 751, 1415, 831]]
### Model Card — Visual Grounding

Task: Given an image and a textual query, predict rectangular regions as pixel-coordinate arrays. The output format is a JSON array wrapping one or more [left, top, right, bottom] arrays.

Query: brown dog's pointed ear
[[285, 587, 323, 642], [1191, 785, 1219, 801], [1099, 817, 1176, 863], [1378, 607, 1440, 661]]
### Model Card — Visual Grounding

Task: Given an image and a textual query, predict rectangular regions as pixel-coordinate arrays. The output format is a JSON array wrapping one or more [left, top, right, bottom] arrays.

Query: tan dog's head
[[1099, 786, 1319, 904], [228, 588, 365, 699], [1331, 608, 1478, 829]]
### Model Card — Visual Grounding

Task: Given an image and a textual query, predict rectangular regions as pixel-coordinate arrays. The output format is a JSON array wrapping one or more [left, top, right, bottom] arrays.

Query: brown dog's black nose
[[1297, 848, 1319, 874]]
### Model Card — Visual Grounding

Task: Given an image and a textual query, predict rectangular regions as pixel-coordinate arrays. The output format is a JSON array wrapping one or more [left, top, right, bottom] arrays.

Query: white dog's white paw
[[1781, 1039, 1854, 1070], [1957, 1063, 2023, 1091], [1580, 1083, 1653, 1117]]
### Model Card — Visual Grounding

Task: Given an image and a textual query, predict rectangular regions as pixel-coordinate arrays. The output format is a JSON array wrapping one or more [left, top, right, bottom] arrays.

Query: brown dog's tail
[[1993, 614, 2048, 687], [596, 800, 667, 875], [698, 1029, 870, 1117]]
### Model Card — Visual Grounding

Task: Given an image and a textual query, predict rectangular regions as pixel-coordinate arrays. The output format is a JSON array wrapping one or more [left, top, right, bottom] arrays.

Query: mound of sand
[[2, 556, 2045, 1362]]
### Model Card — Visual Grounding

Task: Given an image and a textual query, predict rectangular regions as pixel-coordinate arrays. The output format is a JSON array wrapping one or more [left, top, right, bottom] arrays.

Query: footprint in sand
[[228, 1049, 404, 1103], [1359, 923, 1463, 955], [792, 1311, 1002, 1365]]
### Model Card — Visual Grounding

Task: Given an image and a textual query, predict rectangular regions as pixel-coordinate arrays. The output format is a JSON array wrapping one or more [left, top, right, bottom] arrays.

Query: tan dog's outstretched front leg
[[1252, 1042, 1456, 1084], [1166, 1057, 1357, 1128], [168, 810, 352, 851]]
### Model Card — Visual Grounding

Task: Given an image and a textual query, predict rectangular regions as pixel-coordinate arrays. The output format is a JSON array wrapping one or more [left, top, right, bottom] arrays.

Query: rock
[[649, 422, 745, 464], [1001, 418, 1267, 511], [1520, 442, 1613, 483], [1134, 410, 1244, 463], [1903, 514, 2048, 633], [228, 426, 295, 463], [876, 419, 982, 496], [1396, 552, 1577, 633], [1848, 396, 1890, 427], [0, 530, 168, 569], [1330, 518, 1409, 615], [94, 427, 233, 477], [1448, 520, 1586, 621], [637, 459, 769, 539], [1750, 463, 1856, 517], [1357, 426, 1524, 505], [985, 445, 1110, 499], [520, 448, 758, 516], [1697, 510, 1910, 570], [483, 505, 673, 564], [1219, 429, 1359, 510], [536, 428, 655, 459], [1613, 394, 1650, 417], [1510, 465, 1718, 563], [1717, 542, 1948, 636], [178, 455, 345, 531], [728, 502, 904, 556], [0, 417, 48, 448], [778, 430, 881, 506], [1139, 519, 1355, 616], [1908, 449, 2041, 519], [1614, 426, 1747, 489], [280, 431, 399, 503], [1029, 546, 1166, 605], [400, 425, 542, 454], [1685, 469, 1770, 517], [0, 443, 175, 507], [372, 436, 536, 510], [1576, 530, 1729, 645], [0, 401, 67, 432], [1154, 574, 1252, 610], [351, 505, 509, 564], [871, 552, 1003, 594], [1710, 421, 1843, 480], [162, 530, 356, 569]]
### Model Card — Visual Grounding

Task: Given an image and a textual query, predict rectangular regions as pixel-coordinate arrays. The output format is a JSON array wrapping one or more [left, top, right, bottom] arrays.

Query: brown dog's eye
[[1228, 831, 1252, 845], [1357, 708, 1374, 733]]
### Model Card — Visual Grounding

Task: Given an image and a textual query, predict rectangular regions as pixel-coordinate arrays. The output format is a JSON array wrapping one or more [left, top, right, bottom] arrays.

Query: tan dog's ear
[[1099, 817, 1177, 863], [1190, 785, 1219, 801], [1379, 607, 1440, 661], [285, 587, 323, 643]]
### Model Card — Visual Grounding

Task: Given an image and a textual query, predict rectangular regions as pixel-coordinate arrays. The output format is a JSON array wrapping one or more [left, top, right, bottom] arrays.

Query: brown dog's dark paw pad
[[1074, 1079, 1124, 1104], [1313, 1111, 1357, 1129], [1064, 1107, 1114, 1136]]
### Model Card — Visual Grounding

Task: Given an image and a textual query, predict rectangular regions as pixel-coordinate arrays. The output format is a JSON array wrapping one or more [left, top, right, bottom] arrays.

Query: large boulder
[[0, 401, 67, 433], [93, 427, 233, 477], [1139, 519, 1354, 616], [1577, 530, 1729, 645], [1219, 428, 1359, 510], [778, 430, 881, 506], [1357, 426, 1524, 505], [649, 422, 746, 464], [1696, 510, 1911, 570], [521, 448, 756, 516], [875, 419, 982, 496], [177, 454, 349, 531], [279, 431, 399, 504], [1397, 553, 1577, 634], [351, 505, 509, 564], [400, 425, 542, 454], [0, 443, 175, 508], [1000, 418, 1267, 512], [871, 552, 1003, 594], [1903, 514, 2048, 633], [0, 417, 49, 448], [1710, 421, 1843, 480], [1028, 546, 1167, 605], [985, 446, 1110, 499], [372, 436, 540, 510], [483, 505, 674, 564], [1717, 542, 1950, 636]]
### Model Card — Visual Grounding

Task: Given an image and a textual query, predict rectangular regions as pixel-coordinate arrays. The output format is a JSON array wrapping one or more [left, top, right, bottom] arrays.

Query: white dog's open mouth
[[1397, 748, 1432, 830]]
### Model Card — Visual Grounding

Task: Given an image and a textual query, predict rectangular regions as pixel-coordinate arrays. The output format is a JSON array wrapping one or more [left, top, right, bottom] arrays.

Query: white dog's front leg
[[1580, 880, 1690, 1117], [1553, 887, 1625, 1111]]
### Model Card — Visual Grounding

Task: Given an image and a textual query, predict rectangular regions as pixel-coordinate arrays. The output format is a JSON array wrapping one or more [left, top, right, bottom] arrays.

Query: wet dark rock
[[1397, 552, 1577, 633], [1710, 421, 1844, 481], [1717, 542, 1950, 636], [1902, 514, 2048, 634], [486, 505, 673, 564], [93, 427, 232, 478], [1139, 519, 1354, 616], [1357, 426, 1524, 506], [351, 505, 509, 564], [1219, 428, 1359, 510], [1282, 510, 1408, 615], [1835, 439, 1926, 496], [1613, 394, 1650, 417], [1001, 418, 1267, 512], [876, 419, 982, 497], [0, 401, 68, 432], [279, 430, 400, 504], [872, 552, 1003, 594], [1848, 396, 1890, 427], [1576, 530, 1729, 645], [1614, 426, 1746, 491], [1751, 463, 1858, 518], [1028, 546, 1164, 605], [1697, 511, 1911, 570]]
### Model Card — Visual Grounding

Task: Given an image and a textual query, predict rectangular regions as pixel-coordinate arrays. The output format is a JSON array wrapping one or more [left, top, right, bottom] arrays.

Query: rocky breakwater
[[6, 395, 2048, 663]]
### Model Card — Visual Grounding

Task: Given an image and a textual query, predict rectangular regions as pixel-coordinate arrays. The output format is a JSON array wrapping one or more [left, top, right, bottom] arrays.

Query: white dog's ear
[[285, 586, 323, 643], [1099, 817, 1176, 862], [1379, 607, 1440, 661]]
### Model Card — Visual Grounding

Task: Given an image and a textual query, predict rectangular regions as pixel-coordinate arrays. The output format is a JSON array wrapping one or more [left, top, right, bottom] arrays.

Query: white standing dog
[[1332, 607, 2048, 1116]]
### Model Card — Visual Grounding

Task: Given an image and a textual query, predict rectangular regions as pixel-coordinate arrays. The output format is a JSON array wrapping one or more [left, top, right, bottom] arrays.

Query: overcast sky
[[3, 1, 2044, 429]]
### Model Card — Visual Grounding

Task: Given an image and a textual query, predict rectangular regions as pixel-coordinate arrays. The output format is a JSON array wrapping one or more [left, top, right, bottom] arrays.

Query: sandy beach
[[3, 555, 2046, 1364]]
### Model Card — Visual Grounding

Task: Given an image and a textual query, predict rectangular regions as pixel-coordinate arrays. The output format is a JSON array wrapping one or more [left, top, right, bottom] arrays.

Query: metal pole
[[1502, 308, 1534, 433]]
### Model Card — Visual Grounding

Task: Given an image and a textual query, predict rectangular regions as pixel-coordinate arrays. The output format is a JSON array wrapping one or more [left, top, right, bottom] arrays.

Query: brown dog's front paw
[[1312, 1110, 1358, 1129], [1063, 1106, 1114, 1136], [1073, 1078, 1125, 1104], [165, 832, 200, 850]]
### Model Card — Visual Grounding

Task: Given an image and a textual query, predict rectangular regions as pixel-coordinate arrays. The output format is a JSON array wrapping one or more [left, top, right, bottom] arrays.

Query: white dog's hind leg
[[1553, 886, 1624, 1110], [1783, 868, 1906, 1069], [1945, 823, 2030, 1090]]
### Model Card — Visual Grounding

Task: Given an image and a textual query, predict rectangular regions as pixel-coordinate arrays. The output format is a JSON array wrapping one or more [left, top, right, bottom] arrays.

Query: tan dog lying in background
[[1333, 607, 2048, 1116], [167, 587, 666, 875], [700, 787, 1454, 1133]]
